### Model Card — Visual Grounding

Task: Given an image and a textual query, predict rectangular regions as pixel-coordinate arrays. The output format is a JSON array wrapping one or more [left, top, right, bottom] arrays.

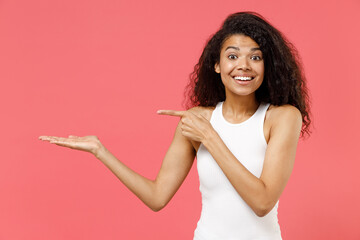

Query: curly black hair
[[184, 11, 311, 138]]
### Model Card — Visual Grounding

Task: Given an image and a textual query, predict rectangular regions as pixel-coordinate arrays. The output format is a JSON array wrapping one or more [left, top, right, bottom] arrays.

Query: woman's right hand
[[39, 135, 104, 157]]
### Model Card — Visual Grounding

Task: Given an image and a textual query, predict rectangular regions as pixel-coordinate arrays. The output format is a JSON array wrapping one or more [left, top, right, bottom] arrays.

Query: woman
[[39, 12, 311, 239]]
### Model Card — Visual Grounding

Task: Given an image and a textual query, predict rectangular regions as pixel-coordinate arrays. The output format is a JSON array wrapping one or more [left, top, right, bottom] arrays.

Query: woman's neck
[[222, 93, 260, 119]]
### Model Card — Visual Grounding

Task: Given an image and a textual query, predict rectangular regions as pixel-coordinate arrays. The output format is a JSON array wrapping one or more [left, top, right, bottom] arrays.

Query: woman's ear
[[214, 63, 220, 73]]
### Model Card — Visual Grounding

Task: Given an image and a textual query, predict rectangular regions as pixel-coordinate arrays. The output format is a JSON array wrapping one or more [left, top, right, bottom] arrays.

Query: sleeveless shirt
[[193, 101, 282, 240]]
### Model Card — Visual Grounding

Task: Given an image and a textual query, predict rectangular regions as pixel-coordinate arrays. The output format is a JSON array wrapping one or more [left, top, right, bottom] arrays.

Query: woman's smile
[[233, 75, 256, 85]]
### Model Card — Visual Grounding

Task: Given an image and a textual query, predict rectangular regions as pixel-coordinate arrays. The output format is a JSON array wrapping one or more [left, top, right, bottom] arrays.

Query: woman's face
[[215, 34, 264, 99]]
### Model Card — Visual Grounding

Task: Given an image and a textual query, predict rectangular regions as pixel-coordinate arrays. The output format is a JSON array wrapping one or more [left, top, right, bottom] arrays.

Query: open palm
[[39, 135, 102, 156]]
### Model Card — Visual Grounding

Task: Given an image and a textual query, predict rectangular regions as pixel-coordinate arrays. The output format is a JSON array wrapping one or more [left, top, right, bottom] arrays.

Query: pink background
[[1, 0, 359, 239]]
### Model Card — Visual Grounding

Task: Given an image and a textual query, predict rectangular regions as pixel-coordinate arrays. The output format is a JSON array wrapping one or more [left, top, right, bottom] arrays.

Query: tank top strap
[[255, 102, 271, 124], [209, 102, 223, 125], [253, 102, 271, 145]]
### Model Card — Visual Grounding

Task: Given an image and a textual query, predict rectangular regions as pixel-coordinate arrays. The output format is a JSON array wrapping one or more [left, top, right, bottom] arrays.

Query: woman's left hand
[[157, 109, 216, 143]]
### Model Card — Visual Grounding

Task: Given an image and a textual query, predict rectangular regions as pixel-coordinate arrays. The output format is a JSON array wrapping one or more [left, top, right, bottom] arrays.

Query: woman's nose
[[237, 58, 251, 70]]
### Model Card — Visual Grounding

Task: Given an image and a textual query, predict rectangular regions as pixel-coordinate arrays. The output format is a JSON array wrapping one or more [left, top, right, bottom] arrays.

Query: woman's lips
[[233, 76, 255, 84]]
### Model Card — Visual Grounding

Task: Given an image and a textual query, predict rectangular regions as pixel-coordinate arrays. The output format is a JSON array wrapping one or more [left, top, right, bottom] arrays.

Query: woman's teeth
[[234, 76, 254, 81]]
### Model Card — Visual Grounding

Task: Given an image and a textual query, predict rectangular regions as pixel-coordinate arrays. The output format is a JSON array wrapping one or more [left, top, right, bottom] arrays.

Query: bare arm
[[39, 120, 195, 212], [94, 122, 195, 211]]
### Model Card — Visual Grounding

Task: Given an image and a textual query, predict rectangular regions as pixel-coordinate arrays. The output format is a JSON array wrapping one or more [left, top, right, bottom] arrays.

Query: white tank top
[[194, 101, 282, 240]]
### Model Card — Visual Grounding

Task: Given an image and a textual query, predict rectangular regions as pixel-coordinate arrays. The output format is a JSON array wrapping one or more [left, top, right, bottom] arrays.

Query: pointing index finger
[[157, 110, 186, 117]]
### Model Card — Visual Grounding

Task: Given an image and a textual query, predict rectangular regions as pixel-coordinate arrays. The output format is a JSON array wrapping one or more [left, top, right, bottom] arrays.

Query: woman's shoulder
[[266, 103, 303, 132], [267, 104, 302, 120], [187, 105, 217, 121]]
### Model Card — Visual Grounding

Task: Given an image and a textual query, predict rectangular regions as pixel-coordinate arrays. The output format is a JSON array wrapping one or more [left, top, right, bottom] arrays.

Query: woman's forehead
[[221, 34, 260, 51]]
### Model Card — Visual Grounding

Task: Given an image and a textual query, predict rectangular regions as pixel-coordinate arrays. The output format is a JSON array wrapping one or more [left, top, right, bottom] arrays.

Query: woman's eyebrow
[[225, 46, 261, 51]]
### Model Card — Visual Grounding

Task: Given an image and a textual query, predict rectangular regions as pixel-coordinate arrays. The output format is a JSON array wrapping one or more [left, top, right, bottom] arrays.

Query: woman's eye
[[228, 54, 237, 60], [251, 55, 262, 60]]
